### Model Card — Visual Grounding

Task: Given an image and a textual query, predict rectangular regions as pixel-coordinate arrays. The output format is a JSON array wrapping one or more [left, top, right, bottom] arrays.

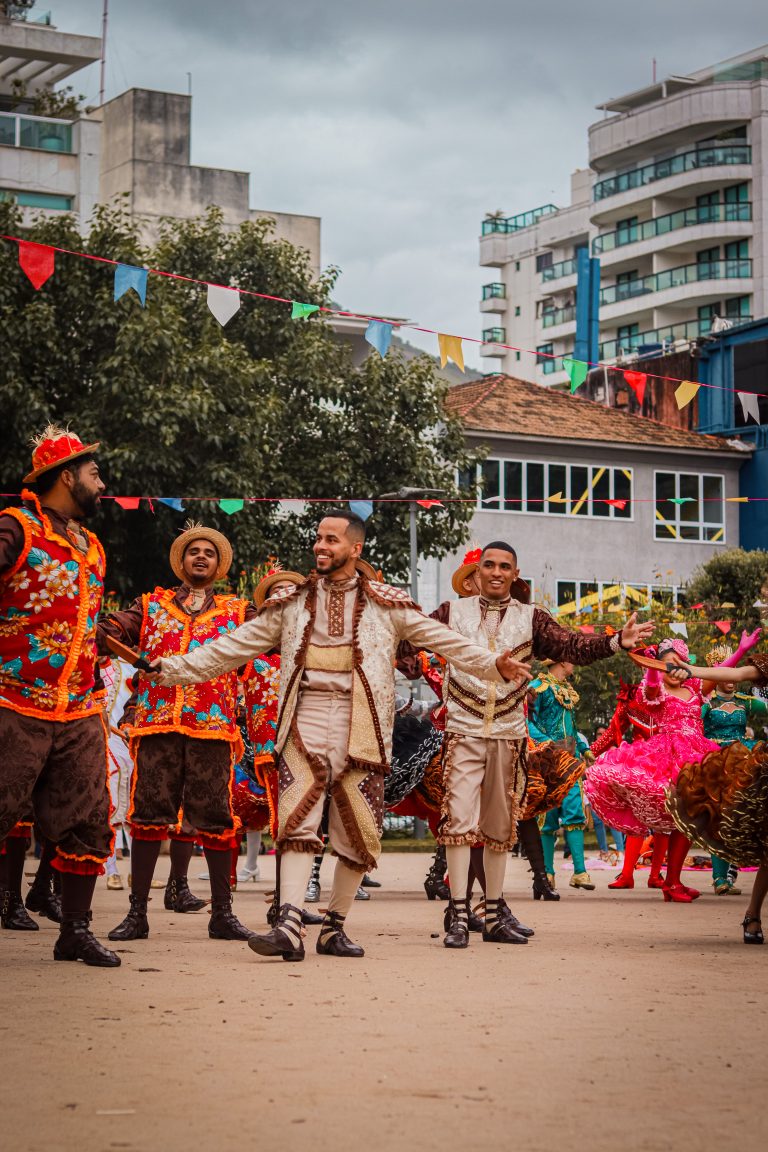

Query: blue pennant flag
[[349, 500, 374, 521], [158, 497, 185, 512], [114, 263, 148, 306], [365, 320, 393, 359]]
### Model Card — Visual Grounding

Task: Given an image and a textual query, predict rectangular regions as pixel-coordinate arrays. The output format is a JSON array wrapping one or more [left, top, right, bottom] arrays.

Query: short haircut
[[33, 454, 95, 498], [481, 540, 517, 564], [320, 509, 367, 543]]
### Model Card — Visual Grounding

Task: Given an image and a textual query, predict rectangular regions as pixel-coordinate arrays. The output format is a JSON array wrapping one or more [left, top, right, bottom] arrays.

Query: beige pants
[[276, 692, 383, 873], [438, 733, 527, 852]]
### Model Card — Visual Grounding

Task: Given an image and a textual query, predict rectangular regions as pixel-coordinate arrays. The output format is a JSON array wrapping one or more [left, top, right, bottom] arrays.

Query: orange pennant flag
[[674, 380, 700, 410], [714, 621, 731, 635], [438, 333, 465, 372]]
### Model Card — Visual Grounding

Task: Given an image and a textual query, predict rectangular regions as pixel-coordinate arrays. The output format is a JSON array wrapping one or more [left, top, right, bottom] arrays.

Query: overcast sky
[[58, 0, 767, 367]]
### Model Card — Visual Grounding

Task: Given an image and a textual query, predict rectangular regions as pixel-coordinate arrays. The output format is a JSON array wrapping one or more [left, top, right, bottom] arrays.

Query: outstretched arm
[[393, 607, 528, 684], [532, 609, 653, 665], [154, 606, 283, 686]]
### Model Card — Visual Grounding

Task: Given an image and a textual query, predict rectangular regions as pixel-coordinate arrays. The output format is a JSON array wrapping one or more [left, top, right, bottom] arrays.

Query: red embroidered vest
[[132, 588, 247, 742], [0, 493, 106, 721]]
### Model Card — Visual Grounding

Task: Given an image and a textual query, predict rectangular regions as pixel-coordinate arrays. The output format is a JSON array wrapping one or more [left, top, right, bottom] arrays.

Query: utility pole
[[99, 0, 109, 106]]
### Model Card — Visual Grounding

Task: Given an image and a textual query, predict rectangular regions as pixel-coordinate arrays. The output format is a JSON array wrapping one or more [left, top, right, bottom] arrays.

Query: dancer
[[101, 656, 134, 891], [97, 521, 256, 942], [528, 661, 595, 892], [146, 510, 531, 963], [401, 541, 653, 947], [586, 635, 761, 903], [0, 426, 120, 966]]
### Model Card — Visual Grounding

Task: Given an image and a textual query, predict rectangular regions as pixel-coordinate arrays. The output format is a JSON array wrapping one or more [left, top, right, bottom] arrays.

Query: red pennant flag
[[416, 499, 444, 509], [623, 370, 647, 406], [18, 241, 55, 289], [579, 624, 596, 634], [604, 499, 628, 510], [605, 625, 617, 636], [691, 602, 704, 610], [114, 497, 141, 510], [714, 620, 731, 635]]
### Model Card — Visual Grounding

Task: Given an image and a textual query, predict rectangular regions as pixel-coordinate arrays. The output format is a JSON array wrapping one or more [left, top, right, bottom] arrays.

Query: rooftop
[[596, 43, 768, 114], [0, 17, 100, 97], [446, 375, 750, 455]]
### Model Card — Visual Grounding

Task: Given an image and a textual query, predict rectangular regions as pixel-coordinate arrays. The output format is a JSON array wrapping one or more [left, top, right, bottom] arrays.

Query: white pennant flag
[[669, 622, 688, 638], [207, 284, 241, 327], [738, 391, 761, 424]]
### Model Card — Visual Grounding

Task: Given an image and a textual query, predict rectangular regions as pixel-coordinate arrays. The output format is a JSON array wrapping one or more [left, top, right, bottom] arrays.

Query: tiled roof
[[446, 375, 747, 454]]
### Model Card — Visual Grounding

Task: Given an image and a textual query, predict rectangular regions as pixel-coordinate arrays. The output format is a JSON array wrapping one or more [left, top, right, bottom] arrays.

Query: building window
[[515, 261, 521, 271], [556, 580, 685, 615], [0, 189, 73, 210], [514, 305, 521, 317], [654, 471, 724, 542], [468, 458, 633, 518], [536, 252, 553, 273], [515, 351, 521, 361], [616, 323, 639, 352], [696, 191, 720, 222], [734, 340, 768, 426], [615, 217, 638, 246], [724, 182, 749, 205], [725, 295, 751, 321]]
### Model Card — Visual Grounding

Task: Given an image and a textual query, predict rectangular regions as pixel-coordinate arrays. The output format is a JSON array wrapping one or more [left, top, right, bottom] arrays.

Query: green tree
[[0, 201, 479, 598], [685, 548, 768, 626]]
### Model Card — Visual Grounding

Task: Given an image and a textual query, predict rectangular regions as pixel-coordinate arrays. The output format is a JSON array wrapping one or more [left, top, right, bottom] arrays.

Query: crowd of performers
[[1, 427, 768, 970]]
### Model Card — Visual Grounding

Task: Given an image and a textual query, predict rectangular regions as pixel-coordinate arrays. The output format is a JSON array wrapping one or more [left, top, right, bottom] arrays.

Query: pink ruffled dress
[[585, 673, 719, 835]]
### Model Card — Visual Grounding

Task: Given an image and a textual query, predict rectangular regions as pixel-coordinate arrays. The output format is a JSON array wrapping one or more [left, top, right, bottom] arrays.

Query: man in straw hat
[[0, 425, 121, 967], [400, 540, 653, 949], [145, 509, 531, 963], [97, 520, 257, 943]]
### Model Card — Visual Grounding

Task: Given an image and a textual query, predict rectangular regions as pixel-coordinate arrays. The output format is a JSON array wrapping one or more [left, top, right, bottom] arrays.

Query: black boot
[[248, 903, 305, 961], [482, 898, 529, 944], [208, 900, 255, 940], [25, 876, 62, 923], [54, 912, 121, 967], [108, 894, 149, 940], [1, 890, 39, 931], [305, 853, 323, 903], [497, 898, 534, 937], [165, 876, 208, 913], [443, 896, 470, 948], [316, 909, 364, 957], [424, 845, 450, 901], [518, 818, 560, 901]]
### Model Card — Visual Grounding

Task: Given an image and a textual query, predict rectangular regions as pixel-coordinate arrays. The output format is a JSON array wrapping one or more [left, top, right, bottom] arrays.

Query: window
[[556, 579, 686, 615], [0, 189, 73, 210], [616, 269, 640, 301], [726, 295, 751, 320], [724, 239, 748, 262], [697, 246, 720, 279], [734, 339, 768, 425], [724, 182, 749, 204], [515, 261, 521, 271], [536, 252, 553, 273], [514, 305, 521, 317], [654, 472, 724, 542], [615, 217, 638, 246], [616, 323, 639, 352], [468, 458, 633, 518], [515, 351, 521, 361], [696, 191, 720, 222]]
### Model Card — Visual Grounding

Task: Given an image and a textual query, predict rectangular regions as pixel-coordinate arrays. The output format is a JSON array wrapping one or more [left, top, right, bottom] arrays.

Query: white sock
[[245, 831, 261, 871], [327, 859, 364, 918], [279, 852, 314, 911], [445, 845, 472, 901], [483, 847, 508, 901], [105, 851, 119, 877]]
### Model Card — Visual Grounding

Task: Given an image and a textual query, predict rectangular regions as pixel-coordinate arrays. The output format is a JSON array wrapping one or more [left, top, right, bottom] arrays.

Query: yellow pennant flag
[[674, 379, 700, 410], [438, 333, 465, 372], [547, 491, 566, 504], [726, 497, 749, 503]]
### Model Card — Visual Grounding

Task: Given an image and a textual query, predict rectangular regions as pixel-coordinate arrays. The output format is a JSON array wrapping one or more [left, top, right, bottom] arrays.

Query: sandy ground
[[2, 851, 767, 1152]]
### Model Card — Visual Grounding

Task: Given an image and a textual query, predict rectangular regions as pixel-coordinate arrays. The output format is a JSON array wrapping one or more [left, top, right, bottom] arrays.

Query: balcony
[[480, 282, 506, 313], [593, 145, 751, 202], [541, 258, 578, 282], [0, 111, 73, 154], [542, 304, 576, 329], [481, 204, 558, 235], [592, 202, 752, 254], [481, 327, 506, 358], [599, 315, 753, 360], [599, 259, 752, 307]]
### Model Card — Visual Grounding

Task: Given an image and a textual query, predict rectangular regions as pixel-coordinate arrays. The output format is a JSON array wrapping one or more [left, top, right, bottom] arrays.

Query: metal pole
[[409, 501, 418, 604], [99, 0, 109, 106]]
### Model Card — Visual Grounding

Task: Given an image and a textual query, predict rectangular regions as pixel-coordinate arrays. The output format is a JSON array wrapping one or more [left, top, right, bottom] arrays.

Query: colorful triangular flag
[[365, 320, 393, 358], [738, 391, 761, 424], [416, 499, 443, 509], [624, 370, 647, 406], [668, 497, 694, 505], [114, 263, 148, 306], [18, 241, 54, 289], [114, 497, 141, 510], [438, 333, 465, 372], [604, 498, 628, 510], [563, 358, 589, 393], [669, 622, 688, 638], [219, 498, 244, 515], [674, 380, 700, 410], [207, 284, 241, 327], [349, 500, 374, 521], [714, 621, 732, 635], [291, 301, 319, 320], [158, 497, 185, 512]]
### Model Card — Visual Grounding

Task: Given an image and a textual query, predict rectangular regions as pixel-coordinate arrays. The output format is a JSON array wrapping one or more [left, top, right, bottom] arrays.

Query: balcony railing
[[592, 201, 752, 254], [593, 145, 752, 202], [600, 259, 752, 307], [482, 282, 506, 300], [0, 111, 73, 153], [541, 258, 578, 282], [481, 204, 558, 235], [542, 304, 576, 328], [482, 327, 506, 344], [600, 314, 753, 360]]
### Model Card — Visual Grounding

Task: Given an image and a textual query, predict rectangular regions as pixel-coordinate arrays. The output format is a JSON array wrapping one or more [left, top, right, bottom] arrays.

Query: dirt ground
[[2, 851, 767, 1152]]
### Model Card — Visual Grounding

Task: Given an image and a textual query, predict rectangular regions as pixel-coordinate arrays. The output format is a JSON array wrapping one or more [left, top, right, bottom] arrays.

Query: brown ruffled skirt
[[666, 741, 768, 867], [523, 741, 585, 821]]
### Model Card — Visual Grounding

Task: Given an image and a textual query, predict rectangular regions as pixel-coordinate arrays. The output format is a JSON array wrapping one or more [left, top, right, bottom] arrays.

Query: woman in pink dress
[[586, 637, 720, 903]]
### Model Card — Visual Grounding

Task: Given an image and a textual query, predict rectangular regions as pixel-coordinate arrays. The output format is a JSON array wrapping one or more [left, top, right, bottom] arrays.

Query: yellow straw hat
[[169, 520, 233, 583], [254, 569, 305, 608]]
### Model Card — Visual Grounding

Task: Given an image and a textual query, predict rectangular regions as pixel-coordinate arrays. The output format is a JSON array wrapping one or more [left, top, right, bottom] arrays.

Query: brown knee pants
[[438, 733, 527, 852], [129, 732, 236, 846]]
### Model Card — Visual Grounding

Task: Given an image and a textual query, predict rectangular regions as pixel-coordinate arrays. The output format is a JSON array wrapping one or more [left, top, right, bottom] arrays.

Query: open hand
[[496, 650, 532, 686], [139, 658, 163, 681], [620, 612, 654, 650], [739, 628, 762, 653]]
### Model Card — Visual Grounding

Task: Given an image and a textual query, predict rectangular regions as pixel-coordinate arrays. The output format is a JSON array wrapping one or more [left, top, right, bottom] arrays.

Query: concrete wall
[[250, 208, 322, 275]]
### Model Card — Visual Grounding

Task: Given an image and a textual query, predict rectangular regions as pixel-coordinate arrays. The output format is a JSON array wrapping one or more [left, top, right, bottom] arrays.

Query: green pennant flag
[[668, 497, 694, 506], [291, 301, 320, 320], [563, 357, 589, 393], [219, 498, 245, 515]]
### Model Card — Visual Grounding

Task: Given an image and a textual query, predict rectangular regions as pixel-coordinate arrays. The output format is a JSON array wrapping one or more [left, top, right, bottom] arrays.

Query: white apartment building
[[480, 45, 768, 388]]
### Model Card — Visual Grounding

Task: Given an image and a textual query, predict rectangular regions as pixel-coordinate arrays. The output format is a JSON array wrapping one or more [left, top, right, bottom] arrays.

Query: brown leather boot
[[316, 910, 364, 957], [497, 898, 534, 937], [25, 878, 62, 923], [54, 913, 121, 967], [482, 898, 529, 944], [108, 895, 149, 941], [208, 900, 255, 940], [165, 877, 208, 913], [1, 891, 39, 931], [443, 896, 470, 949], [248, 903, 304, 961]]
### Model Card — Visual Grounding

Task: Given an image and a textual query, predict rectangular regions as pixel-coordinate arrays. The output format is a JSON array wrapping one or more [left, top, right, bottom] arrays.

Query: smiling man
[[146, 510, 531, 964], [97, 521, 256, 944]]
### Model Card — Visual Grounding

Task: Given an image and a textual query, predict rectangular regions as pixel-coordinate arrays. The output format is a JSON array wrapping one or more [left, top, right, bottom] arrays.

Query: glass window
[[726, 295, 751, 320], [480, 460, 501, 509], [557, 581, 577, 607], [536, 252, 553, 272], [614, 469, 632, 517], [724, 182, 749, 204], [654, 472, 724, 543], [591, 467, 611, 516], [548, 464, 567, 514], [472, 458, 633, 519], [616, 217, 638, 246], [570, 465, 589, 516], [526, 463, 544, 512], [503, 461, 522, 511], [457, 466, 475, 492]]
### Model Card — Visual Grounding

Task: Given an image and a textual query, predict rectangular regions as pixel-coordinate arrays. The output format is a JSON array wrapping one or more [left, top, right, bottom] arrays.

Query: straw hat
[[706, 643, 734, 667], [24, 425, 100, 483], [355, 558, 383, 582], [169, 520, 233, 583], [254, 569, 305, 608], [451, 547, 482, 597]]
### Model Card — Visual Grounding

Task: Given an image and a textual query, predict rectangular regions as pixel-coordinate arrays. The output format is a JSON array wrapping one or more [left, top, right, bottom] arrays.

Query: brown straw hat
[[355, 558, 383, 582], [254, 569, 305, 608], [24, 425, 100, 483], [169, 520, 233, 582], [451, 547, 482, 597]]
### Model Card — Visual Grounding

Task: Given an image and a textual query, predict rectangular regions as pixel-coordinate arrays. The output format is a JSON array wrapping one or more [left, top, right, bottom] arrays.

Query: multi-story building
[[417, 374, 751, 615], [480, 44, 768, 388], [0, 14, 320, 268]]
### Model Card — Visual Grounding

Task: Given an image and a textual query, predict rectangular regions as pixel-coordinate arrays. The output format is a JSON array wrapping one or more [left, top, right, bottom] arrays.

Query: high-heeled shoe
[[681, 885, 701, 900], [647, 874, 666, 889], [608, 874, 634, 890], [662, 883, 694, 903], [533, 876, 560, 901], [742, 915, 764, 945]]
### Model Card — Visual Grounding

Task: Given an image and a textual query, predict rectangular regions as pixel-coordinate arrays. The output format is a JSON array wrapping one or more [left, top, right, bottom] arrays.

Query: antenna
[[652, 57, 657, 83], [99, 0, 109, 105]]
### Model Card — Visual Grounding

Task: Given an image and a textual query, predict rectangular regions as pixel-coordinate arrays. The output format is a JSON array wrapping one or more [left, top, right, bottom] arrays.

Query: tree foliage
[[0, 201, 480, 598], [685, 548, 768, 625]]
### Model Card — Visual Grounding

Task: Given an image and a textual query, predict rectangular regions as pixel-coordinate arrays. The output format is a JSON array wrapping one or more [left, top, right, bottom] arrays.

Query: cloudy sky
[[59, 0, 766, 367]]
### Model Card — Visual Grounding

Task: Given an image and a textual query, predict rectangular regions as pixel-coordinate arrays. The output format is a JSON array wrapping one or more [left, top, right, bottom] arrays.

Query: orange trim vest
[[0, 493, 106, 721], [132, 588, 247, 742]]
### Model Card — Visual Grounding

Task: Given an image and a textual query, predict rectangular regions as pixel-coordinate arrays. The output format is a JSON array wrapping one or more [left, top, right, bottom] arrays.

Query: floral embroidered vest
[[242, 653, 281, 767], [132, 588, 247, 742], [0, 493, 106, 721]]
